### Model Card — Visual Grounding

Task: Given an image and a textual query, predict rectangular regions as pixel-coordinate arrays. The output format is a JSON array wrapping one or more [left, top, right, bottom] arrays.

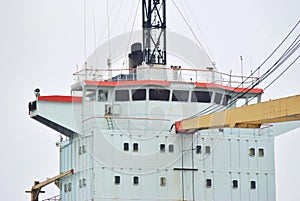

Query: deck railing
[[73, 67, 258, 88]]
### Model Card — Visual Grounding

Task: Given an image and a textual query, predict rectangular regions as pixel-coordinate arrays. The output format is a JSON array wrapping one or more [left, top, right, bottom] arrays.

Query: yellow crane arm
[[26, 169, 73, 201], [175, 94, 300, 133]]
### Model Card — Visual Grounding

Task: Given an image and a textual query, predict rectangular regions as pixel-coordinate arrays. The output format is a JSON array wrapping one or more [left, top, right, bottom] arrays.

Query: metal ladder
[[105, 116, 114, 130]]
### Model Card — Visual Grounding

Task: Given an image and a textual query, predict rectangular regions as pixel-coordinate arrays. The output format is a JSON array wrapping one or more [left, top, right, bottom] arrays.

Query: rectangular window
[[249, 148, 255, 157], [169, 144, 174, 153], [82, 178, 86, 187], [149, 89, 170, 101], [205, 146, 211, 154], [160, 177, 167, 186], [250, 181, 256, 189], [133, 143, 139, 152], [133, 176, 139, 185], [115, 176, 120, 185], [64, 183, 67, 192], [132, 89, 146, 101], [85, 89, 96, 101], [79, 179, 82, 188], [172, 90, 189, 102], [98, 90, 108, 101], [68, 183, 72, 192], [160, 144, 166, 152], [196, 145, 202, 154], [191, 91, 212, 103], [115, 90, 129, 101], [123, 142, 129, 151], [259, 148, 264, 157], [206, 179, 212, 187], [222, 95, 231, 106], [214, 93, 223, 104], [232, 180, 238, 188]]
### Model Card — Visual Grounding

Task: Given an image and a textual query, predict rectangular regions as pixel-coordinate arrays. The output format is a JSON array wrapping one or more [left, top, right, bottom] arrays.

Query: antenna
[[142, 0, 167, 65]]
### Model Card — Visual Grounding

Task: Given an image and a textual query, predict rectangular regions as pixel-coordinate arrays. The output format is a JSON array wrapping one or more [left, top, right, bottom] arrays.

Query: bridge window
[[98, 90, 108, 101], [149, 89, 170, 101], [191, 91, 212, 103], [132, 89, 146, 101], [85, 89, 96, 101], [222, 95, 231, 106], [115, 90, 129, 101], [172, 90, 189, 102], [214, 93, 223, 104]]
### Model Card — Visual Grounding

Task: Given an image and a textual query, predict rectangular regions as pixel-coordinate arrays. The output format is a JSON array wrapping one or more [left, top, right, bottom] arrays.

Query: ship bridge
[[29, 65, 263, 137]]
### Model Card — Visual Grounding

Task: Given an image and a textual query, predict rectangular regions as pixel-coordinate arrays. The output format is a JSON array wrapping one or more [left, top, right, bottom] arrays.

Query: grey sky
[[0, 0, 299, 200]]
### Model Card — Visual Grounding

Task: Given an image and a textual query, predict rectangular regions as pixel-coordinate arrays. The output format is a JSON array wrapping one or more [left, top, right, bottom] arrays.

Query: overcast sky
[[0, 0, 299, 200]]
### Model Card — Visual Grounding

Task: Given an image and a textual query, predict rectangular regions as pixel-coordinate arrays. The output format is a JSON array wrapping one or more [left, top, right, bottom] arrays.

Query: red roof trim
[[84, 80, 262, 93], [38, 96, 82, 103], [85, 80, 171, 86], [194, 82, 263, 93]]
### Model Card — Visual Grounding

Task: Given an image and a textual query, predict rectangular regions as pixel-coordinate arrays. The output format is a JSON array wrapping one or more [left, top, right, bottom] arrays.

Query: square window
[[123, 142, 129, 151], [114, 176, 120, 185], [196, 145, 202, 154], [98, 90, 108, 101], [160, 177, 167, 186], [249, 148, 255, 157], [132, 89, 146, 101], [259, 148, 264, 157], [206, 179, 212, 188], [115, 90, 129, 101], [250, 181, 256, 189], [169, 144, 174, 152], [232, 180, 238, 188], [133, 143, 139, 151], [205, 146, 211, 154], [133, 176, 139, 185], [160, 144, 166, 152]]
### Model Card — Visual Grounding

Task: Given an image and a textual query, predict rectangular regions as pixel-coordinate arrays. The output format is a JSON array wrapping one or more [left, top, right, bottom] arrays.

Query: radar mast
[[142, 0, 166, 65]]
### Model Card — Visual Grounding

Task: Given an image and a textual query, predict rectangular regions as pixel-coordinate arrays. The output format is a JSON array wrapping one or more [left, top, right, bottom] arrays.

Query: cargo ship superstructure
[[27, 1, 300, 201]]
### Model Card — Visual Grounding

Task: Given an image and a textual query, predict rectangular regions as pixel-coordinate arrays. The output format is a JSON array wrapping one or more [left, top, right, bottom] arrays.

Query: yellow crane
[[26, 169, 73, 201], [175, 94, 300, 133]]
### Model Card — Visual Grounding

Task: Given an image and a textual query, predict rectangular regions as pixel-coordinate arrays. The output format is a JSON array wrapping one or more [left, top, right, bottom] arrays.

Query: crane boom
[[175, 94, 300, 133], [26, 169, 73, 201]]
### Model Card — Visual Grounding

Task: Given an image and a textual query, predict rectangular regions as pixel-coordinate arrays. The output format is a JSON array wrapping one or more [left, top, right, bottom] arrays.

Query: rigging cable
[[170, 0, 214, 66], [106, 0, 112, 58], [185, 20, 300, 119], [122, 0, 141, 68]]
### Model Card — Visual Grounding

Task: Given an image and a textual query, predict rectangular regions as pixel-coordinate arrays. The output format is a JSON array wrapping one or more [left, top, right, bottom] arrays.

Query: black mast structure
[[142, 0, 167, 65]]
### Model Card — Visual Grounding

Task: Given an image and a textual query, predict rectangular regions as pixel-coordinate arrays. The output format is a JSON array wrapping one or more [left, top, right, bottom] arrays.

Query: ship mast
[[142, 0, 167, 65]]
